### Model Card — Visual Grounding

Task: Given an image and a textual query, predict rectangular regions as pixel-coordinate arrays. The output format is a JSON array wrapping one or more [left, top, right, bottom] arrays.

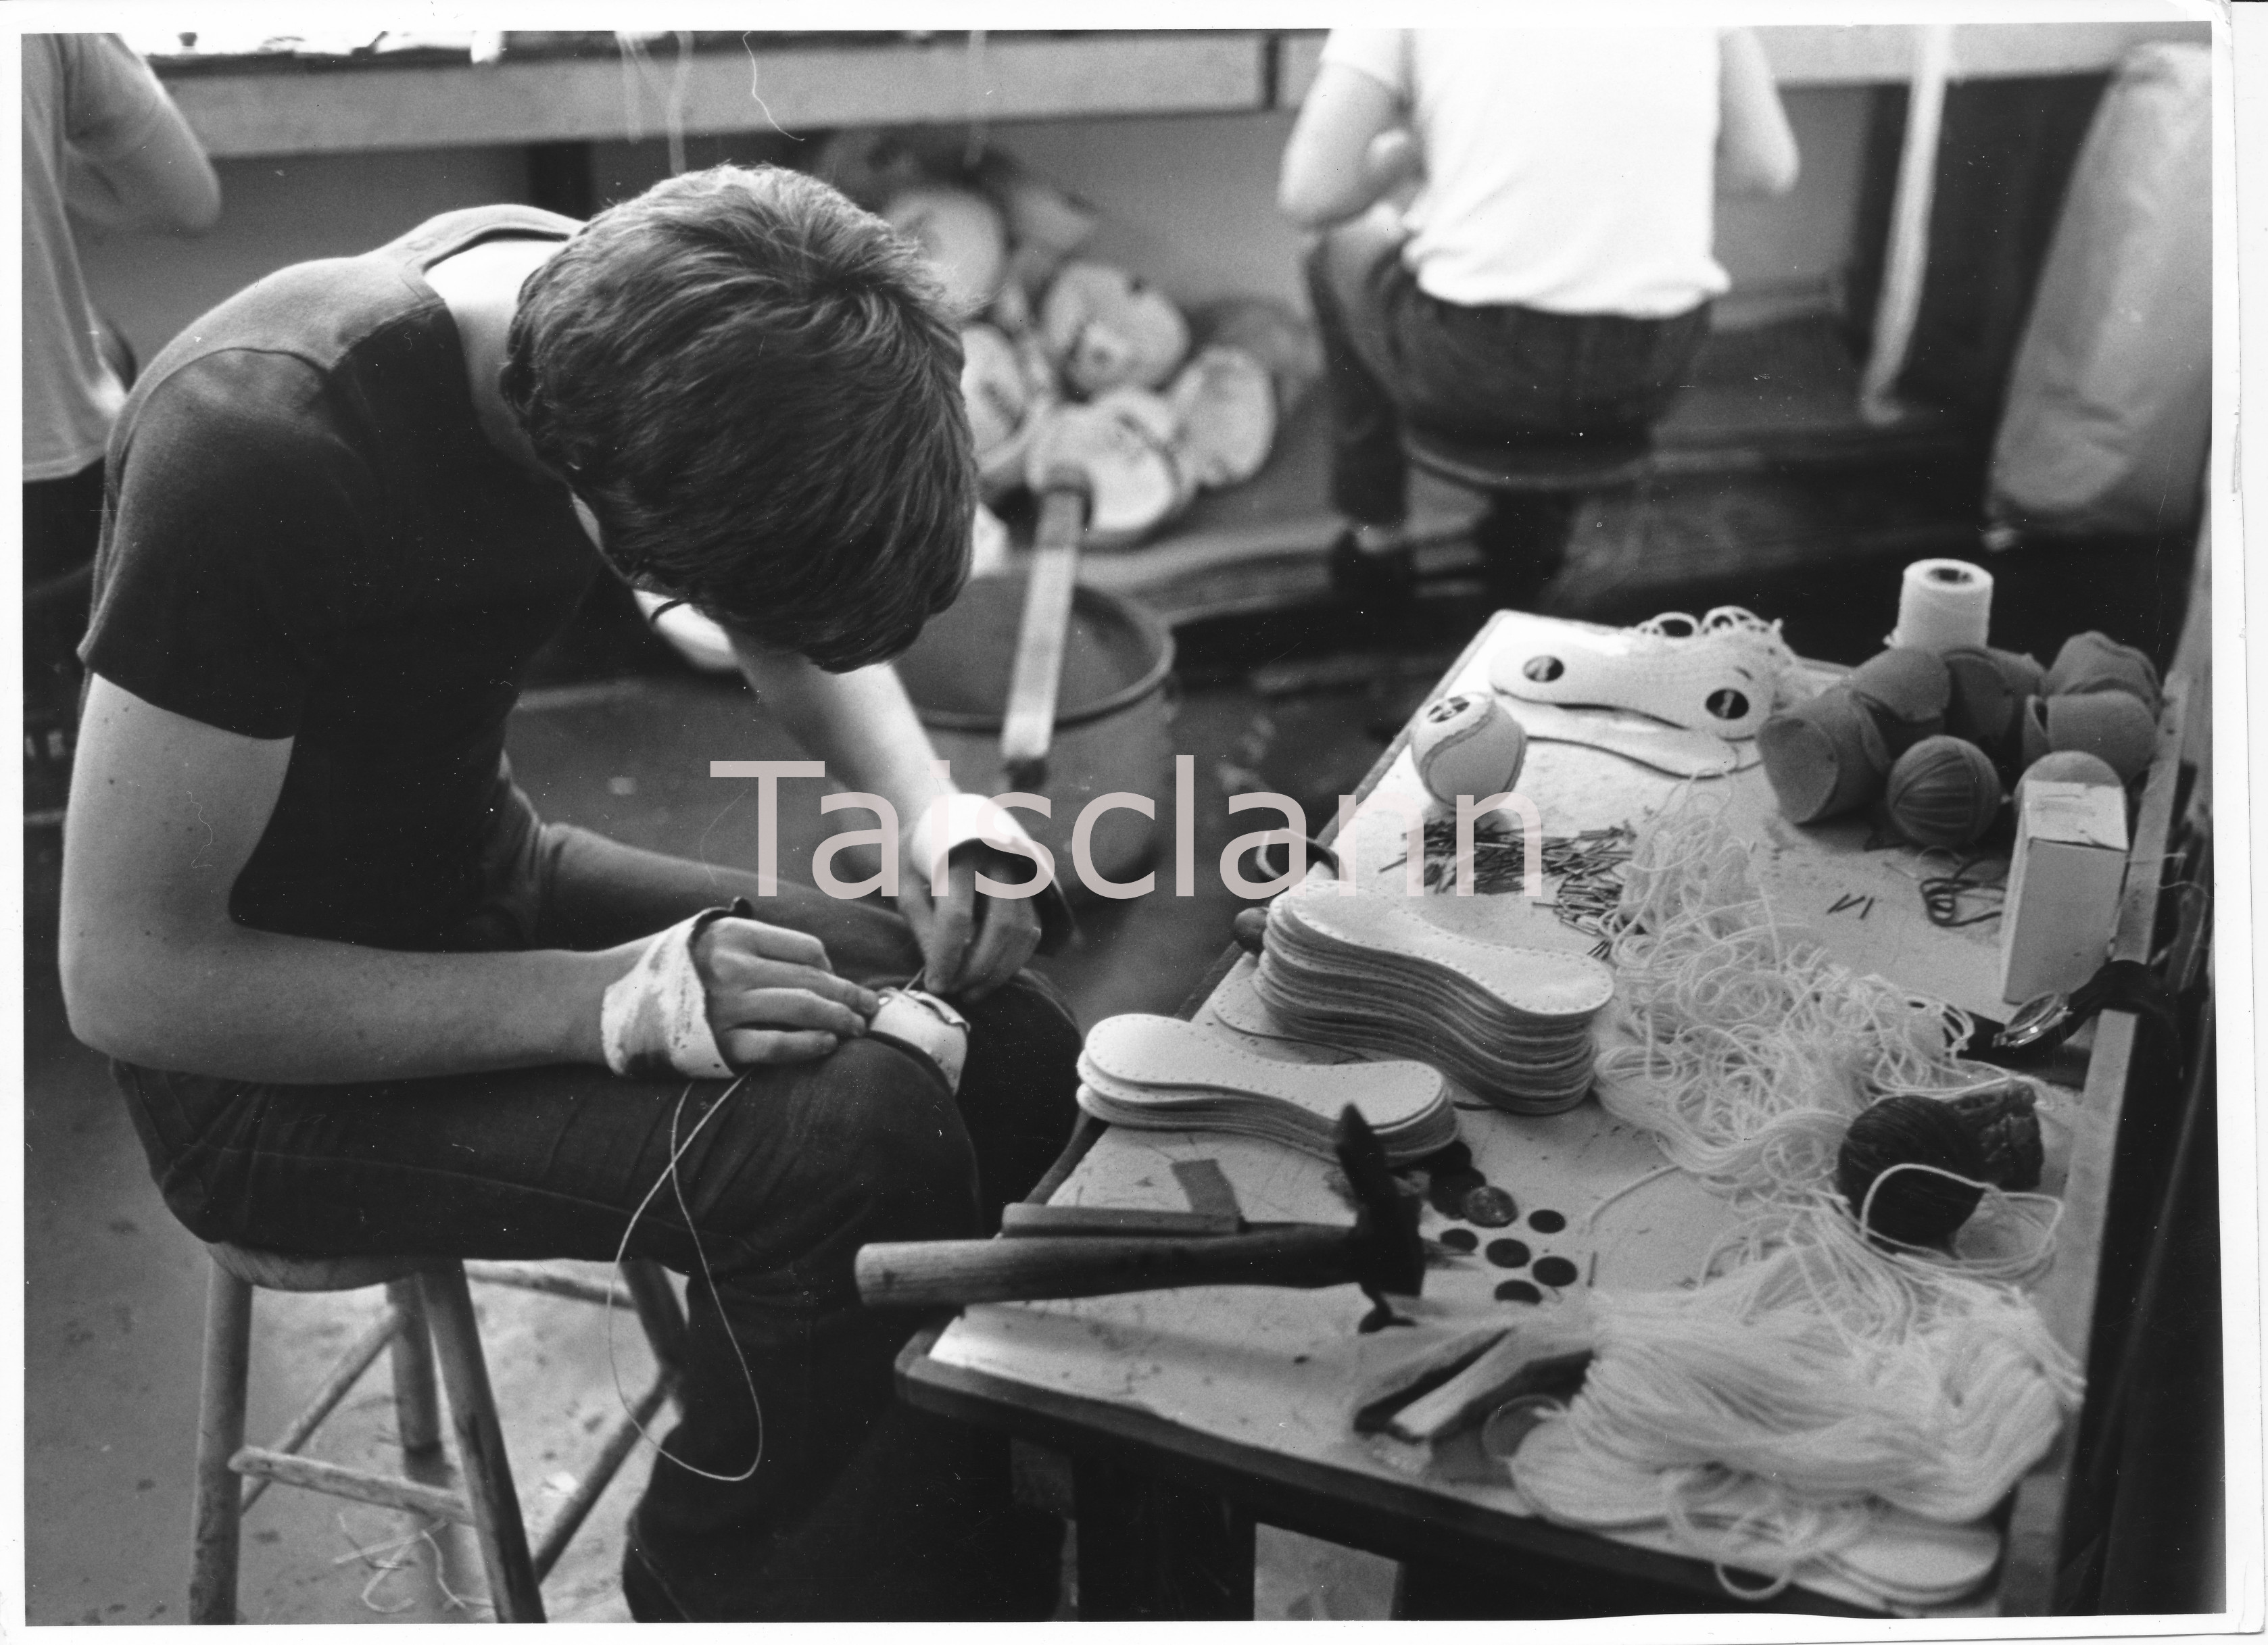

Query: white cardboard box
[[1999, 780, 2129, 1004]]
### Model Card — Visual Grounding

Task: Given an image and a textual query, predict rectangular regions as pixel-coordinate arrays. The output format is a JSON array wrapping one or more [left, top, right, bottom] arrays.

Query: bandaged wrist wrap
[[602, 906, 740, 1080], [866, 987, 971, 1093]]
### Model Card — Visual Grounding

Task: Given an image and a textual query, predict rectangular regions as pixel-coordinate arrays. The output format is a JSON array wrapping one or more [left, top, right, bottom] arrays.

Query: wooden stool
[[1403, 424, 1653, 593], [1401, 423, 1653, 498], [191, 1246, 686, 1624]]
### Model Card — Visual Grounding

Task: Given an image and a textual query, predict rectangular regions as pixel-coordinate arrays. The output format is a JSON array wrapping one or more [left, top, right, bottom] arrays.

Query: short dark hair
[[500, 165, 973, 672]]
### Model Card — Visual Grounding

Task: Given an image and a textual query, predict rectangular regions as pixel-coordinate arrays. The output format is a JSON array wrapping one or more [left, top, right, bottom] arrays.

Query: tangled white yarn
[[1510, 789, 2081, 1594], [1629, 606, 1802, 710], [1515, 1229, 2080, 1590], [1595, 787, 2012, 1206]]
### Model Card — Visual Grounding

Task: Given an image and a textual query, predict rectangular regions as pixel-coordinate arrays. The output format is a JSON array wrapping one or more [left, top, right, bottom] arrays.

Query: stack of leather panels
[[1253, 882, 1614, 1114], [1075, 1013, 1457, 1165]]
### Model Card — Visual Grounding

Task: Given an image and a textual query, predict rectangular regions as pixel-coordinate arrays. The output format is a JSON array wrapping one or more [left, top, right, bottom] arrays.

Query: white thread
[[1582, 1162, 1684, 1235], [1505, 789, 2082, 1589], [1887, 559, 1993, 653], [604, 1077, 767, 1483], [665, 31, 692, 176], [739, 32, 801, 142], [613, 31, 694, 172], [1595, 787, 1994, 1203], [1518, 1233, 2082, 1577], [1631, 606, 1798, 687], [337, 1512, 489, 1615], [617, 33, 646, 144], [1855, 1161, 2067, 1284]]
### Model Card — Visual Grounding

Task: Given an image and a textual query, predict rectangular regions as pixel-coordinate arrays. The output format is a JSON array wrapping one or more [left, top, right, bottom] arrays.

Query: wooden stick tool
[[998, 467, 1092, 790]]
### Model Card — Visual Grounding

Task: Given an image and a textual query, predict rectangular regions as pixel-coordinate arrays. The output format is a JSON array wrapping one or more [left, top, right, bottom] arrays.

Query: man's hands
[[719, 643, 1045, 1003], [896, 845, 1044, 1000], [691, 916, 880, 1066], [681, 871, 1032, 1077]]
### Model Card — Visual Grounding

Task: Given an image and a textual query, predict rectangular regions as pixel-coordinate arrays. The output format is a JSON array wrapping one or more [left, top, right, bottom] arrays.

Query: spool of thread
[[1888, 560, 1994, 653], [1412, 692, 1528, 807]]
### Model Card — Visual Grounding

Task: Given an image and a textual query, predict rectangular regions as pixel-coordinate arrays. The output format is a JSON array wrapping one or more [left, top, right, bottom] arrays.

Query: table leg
[[1071, 1456, 1253, 1620]]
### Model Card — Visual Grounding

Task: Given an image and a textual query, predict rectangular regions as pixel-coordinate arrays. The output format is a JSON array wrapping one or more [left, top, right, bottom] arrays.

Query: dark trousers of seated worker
[[1305, 214, 1710, 598], [112, 785, 1080, 1623], [25, 460, 105, 760]]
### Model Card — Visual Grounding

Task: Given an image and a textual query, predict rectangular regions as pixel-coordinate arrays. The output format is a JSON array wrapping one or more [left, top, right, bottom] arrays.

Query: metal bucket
[[895, 577, 1177, 902]]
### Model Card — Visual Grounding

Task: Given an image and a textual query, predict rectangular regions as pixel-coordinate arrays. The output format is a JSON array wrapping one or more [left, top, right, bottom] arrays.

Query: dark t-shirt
[[82, 205, 602, 949]]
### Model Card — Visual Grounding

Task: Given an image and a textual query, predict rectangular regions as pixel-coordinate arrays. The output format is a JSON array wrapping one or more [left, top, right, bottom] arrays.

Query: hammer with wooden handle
[[854, 1107, 1425, 1327]]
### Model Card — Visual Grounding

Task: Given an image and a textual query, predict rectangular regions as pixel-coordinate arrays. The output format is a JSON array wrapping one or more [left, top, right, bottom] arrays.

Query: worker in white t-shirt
[[23, 32, 218, 804], [1280, 26, 1797, 612]]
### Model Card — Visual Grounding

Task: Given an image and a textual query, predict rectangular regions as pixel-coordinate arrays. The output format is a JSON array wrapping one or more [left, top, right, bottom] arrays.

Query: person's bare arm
[[60, 677, 872, 1083], [734, 642, 1042, 997], [62, 43, 220, 235], [1278, 62, 1420, 231], [1716, 28, 1800, 197]]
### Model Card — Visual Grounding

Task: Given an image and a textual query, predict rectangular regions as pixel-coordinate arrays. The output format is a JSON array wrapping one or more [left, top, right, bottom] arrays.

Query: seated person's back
[[1281, 26, 1797, 610], [1357, 26, 1727, 318]]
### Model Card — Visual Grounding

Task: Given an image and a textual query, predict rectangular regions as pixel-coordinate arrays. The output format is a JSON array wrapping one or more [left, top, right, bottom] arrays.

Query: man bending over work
[[61, 164, 1078, 1621]]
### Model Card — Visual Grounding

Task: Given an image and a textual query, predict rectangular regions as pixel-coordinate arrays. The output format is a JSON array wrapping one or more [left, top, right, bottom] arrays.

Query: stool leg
[[190, 1264, 253, 1624], [619, 1258, 686, 1378], [419, 1265, 546, 1623], [385, 1279, 443, 1454]]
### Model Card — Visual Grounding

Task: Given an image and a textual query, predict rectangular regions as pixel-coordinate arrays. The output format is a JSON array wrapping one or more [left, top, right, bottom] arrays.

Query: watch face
[[1999, 992, 2071, 1048]]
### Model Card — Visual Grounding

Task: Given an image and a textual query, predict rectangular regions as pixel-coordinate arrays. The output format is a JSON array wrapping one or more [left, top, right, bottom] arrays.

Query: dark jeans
[[24, 459, 104, 716], [1304, 216, 1711, 551], [113, 787, 1080, 1621]]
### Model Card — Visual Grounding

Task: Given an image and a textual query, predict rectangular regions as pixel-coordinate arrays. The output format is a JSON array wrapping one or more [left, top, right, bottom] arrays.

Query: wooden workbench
[[898, 608, 2186, 1620]]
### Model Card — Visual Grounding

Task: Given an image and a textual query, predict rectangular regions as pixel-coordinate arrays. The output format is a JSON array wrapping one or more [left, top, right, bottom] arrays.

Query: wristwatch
[[1970, 958, 2177, 1062]]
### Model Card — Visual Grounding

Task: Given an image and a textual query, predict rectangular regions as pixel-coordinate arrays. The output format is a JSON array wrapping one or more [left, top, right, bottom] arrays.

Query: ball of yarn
[[1885, 735, 2003, 849], [1837, 1096, 1989, 1246], [1412, 692, 1528, 807], [1943, 1082, 2045, 1193], [2044, 691, 2157, 782], [1757, 688, 1889, 825], [2043, 631, 2161, 716], [1939, 645, 2042, 751], [1846, 647, 1952, 756], [2015, 750, 2122, 810]]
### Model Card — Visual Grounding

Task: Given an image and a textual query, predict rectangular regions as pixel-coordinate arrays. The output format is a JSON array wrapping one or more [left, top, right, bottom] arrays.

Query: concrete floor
[[22, 623, 1437, 1625]]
